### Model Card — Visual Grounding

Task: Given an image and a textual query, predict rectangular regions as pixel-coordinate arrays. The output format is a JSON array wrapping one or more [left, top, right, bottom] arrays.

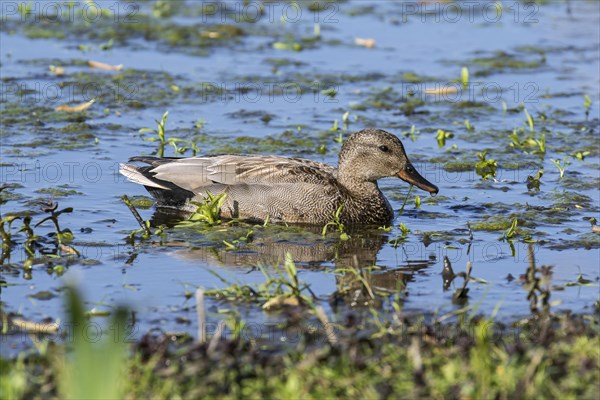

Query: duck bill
[[397, 165, 439, 195]]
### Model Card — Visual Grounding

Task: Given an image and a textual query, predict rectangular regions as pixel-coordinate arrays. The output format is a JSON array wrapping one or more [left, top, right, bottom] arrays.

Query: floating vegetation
[[471, 216, 516, 232], [509, 129, 545, 155], [436, 129, 453, 148], [526, 168, 544, 192], [475, 151, 497, 180], [470, 51, 546, 71], [273, 41, 303, 52]]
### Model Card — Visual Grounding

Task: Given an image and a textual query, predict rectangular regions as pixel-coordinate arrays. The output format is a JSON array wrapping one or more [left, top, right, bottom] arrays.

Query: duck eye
[[378, 145, 389, 152]]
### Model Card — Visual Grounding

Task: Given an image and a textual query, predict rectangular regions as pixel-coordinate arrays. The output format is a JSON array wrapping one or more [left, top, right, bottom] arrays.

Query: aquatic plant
[[509, 129, 545, 155], [342, 111, 350, 130], [461, 66, 469, 89], [573, 150, 590, 161], [400, 96, 425, 116], [475, 151, 497, 180], [453, 260, 473, 304], [526, 168, 544, 192], [140, 111, 169, 157], [436, 129, 453, 148], [441, 257, 488, 304], [273, 41, 303, 52], [330, 118, 342, 138], [333, 265, 377, 302], [509, 129, 523, 148], [321, 88, 337, 98], [204, 254, 315, 309], [121, 195, 152, 240], [313, 22, 321, 38], [524, 108, 535, 132], [401, 125, 418, 141], [0, 215, 19, 256], [523, 244, 553, 314], [186, 192, 228, 226], [502, 217, 519, 241], [464, 119, 475, 132], [389, 222, 411, 248], [1, 191, 82, 264], [322, 204, 349, 240], [534, 132, 546, 154], [584, 94, 592, 118], [551, 157, 571, 179], [152, 0, 178, 18], [271, 253, 304, 304], [35, 201, 77, 250], [223, 229, 254, 250], [19, 216, 37, 268], [388, 184, 414, 247]]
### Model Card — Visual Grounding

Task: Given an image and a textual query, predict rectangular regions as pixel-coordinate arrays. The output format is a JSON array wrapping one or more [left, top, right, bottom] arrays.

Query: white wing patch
[[119, 163, 171, 190]]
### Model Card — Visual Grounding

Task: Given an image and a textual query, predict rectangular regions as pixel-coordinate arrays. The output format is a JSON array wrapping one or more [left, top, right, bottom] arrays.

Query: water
[[1, 0, 599, 354]]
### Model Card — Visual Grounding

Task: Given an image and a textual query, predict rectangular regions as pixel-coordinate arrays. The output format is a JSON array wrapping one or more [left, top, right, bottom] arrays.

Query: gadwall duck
[[120, 128, 439, 225]]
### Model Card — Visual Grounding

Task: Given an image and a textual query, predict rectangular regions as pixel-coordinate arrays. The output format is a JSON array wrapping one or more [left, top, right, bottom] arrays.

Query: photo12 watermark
[[200, 1, 339, 24], [0, 160, 543, 186], [1, 77, 542, 107], [0, 1, 139, 23], [1, 81, 139, 104], [397, 1, 539, 24]]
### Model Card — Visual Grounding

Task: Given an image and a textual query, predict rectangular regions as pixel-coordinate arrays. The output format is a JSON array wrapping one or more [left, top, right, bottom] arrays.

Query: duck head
[[338, 128, 439, 195]]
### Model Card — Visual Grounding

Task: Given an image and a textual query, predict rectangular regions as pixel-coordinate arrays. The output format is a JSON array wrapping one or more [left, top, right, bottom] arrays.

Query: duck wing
[[123, 155, 338, 192]]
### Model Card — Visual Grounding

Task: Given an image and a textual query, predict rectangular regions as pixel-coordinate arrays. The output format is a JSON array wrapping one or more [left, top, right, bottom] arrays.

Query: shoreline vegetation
[[1, 286, 599, 399]]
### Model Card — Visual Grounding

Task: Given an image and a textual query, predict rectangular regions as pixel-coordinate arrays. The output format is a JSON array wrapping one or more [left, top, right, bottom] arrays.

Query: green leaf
[[461, 66, 469, 88], [524, 108, 534, 132]]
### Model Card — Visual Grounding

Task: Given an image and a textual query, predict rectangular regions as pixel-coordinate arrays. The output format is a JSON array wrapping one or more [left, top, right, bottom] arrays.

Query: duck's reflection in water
[[151, 209, 386, 266], [334, 257, 436, 308], [150, 209, 438, 303]]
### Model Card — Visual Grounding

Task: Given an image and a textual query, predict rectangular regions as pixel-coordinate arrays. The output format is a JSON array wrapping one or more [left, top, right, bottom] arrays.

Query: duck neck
[[337, 174, 393, 225], [337, 174, 382, 200], [337, 162, 387, 204]]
